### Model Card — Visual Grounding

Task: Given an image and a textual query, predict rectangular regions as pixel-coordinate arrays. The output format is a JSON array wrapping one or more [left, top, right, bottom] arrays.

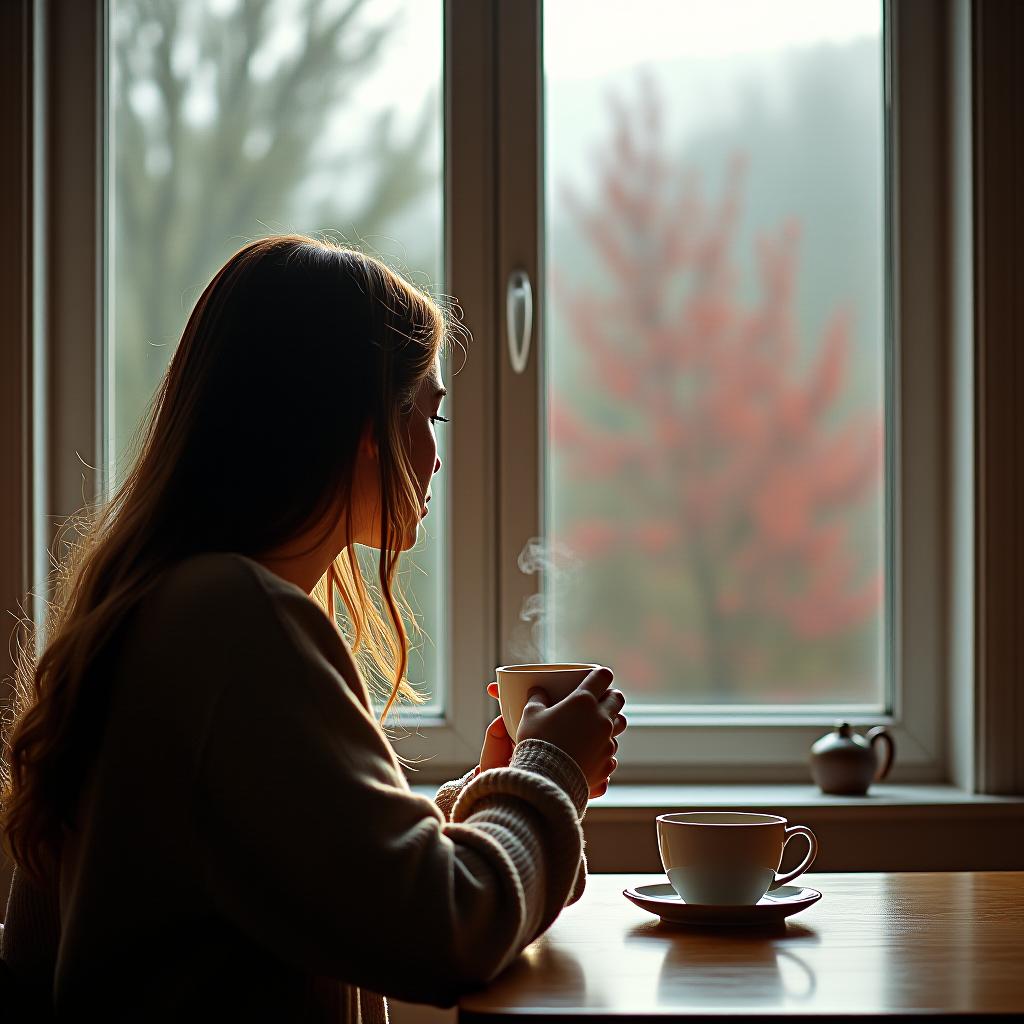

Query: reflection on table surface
[[458, 872, 1024, 1020]]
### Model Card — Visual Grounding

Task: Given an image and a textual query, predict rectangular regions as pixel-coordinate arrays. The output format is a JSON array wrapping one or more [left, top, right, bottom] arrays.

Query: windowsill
[[571, 782, 1024, 822], [414, 780, 1024, 817], [571, 784, 1024, 871], [412, 781, 1024, 872]]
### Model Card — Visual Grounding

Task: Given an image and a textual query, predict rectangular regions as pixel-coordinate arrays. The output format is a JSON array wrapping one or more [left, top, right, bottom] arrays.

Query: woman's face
[[402, 362, 446, 549], [348, 360, 445, 551]]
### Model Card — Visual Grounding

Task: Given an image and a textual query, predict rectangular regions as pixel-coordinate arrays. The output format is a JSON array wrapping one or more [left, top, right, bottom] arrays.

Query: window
[[492, 0, 942, 782], [28, 0, 953, 785]]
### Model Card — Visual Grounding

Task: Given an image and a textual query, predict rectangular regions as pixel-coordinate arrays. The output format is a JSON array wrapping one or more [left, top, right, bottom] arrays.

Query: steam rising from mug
[[512, 537, 582, 662]]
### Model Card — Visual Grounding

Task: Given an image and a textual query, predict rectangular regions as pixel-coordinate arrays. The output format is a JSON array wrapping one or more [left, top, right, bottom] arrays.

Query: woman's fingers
[[588, 753, 620, 799], [486, 681, 498, 698], [578, 666, 615, 698], [480, 713, 515, 772], [599, 688, 626, 714], [612, 713, 627, 736]]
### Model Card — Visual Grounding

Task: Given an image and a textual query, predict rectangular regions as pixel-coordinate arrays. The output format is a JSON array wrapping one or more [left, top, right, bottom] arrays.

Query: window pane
[[543, 0, 886, 709], [107, 0, 445, 713]]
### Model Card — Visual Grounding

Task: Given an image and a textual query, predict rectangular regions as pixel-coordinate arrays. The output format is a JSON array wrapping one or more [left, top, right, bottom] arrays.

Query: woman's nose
[[434, 454, 442, 474]]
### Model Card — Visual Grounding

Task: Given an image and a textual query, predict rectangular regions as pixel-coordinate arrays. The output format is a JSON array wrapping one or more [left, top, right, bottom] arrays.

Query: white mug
[[656, 811, 819, 906], [494, 663, 600, 742]]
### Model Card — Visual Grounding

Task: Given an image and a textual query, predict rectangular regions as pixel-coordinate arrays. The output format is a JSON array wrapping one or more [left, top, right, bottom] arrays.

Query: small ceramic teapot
[[809, 722, 895, 795]]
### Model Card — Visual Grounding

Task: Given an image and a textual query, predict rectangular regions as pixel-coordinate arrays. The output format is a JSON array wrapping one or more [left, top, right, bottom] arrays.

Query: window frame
[[20, 0, 977, 787]]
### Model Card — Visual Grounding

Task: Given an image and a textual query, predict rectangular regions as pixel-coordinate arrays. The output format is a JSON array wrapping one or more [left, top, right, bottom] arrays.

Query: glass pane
[[108, 0, 445, 714], [543, 0, 886, 709]]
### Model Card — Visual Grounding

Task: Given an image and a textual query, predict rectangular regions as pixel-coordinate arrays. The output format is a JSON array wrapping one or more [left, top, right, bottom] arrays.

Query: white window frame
[[23, 0, 972, 787]]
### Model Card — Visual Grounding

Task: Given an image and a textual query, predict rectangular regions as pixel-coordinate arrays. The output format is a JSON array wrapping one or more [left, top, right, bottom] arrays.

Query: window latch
[[506, 269, 533, 375]]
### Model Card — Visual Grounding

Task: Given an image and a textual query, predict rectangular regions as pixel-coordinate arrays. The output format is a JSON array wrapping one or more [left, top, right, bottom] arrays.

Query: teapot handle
[[866, 726, 895, 782]]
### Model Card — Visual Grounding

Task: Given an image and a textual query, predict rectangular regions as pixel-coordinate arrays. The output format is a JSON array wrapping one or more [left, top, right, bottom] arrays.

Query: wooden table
[[458, 872, 1024, 1021]]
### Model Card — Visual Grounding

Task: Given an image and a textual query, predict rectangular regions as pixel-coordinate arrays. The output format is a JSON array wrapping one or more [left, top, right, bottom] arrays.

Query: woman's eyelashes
[[431, 415, 449, 425]]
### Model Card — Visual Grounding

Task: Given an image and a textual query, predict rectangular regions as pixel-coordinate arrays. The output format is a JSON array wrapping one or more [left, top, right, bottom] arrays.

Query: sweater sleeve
[[434, 759, 589, 909], [192, 571, 589, 1009]]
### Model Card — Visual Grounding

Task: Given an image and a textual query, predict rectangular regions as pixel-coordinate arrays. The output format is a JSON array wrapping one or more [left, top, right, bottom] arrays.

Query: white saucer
[[623, 882, 822, 927]]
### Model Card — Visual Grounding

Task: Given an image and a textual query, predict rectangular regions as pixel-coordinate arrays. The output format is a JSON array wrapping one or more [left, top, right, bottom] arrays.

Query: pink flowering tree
[[548, 74, 884, 702]]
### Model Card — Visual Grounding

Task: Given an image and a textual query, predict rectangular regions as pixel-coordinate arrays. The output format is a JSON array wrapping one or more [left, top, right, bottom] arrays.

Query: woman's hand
[[516, 667, 626, 799], [477, 679, 626, 798], [479, 681, 515, 772]]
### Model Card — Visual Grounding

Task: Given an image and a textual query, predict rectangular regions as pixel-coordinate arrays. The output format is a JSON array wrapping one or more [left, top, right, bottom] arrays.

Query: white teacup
[[656, 811, 819, 906], [495, 663, 600, 742]]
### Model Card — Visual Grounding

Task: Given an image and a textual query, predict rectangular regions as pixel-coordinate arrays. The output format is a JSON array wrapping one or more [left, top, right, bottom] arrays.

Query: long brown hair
[[1, 235, 451, 887]]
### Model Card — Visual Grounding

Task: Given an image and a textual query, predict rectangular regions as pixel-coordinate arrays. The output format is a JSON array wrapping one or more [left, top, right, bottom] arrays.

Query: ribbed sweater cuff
[[510, 739, 589, 819], [433, 765, 478, 821]]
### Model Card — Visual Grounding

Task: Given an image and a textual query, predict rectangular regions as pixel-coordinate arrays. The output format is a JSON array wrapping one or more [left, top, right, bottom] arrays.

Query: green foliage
[[111, 0, 439, 460]]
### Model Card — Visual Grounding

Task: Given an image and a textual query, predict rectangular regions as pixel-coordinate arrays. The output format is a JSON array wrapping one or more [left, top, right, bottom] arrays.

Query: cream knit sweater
[[1, 553, 589, 1021]]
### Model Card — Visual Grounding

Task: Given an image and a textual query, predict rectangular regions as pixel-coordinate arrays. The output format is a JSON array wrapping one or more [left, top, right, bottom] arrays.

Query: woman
[[0, 235, 627, 1021]]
